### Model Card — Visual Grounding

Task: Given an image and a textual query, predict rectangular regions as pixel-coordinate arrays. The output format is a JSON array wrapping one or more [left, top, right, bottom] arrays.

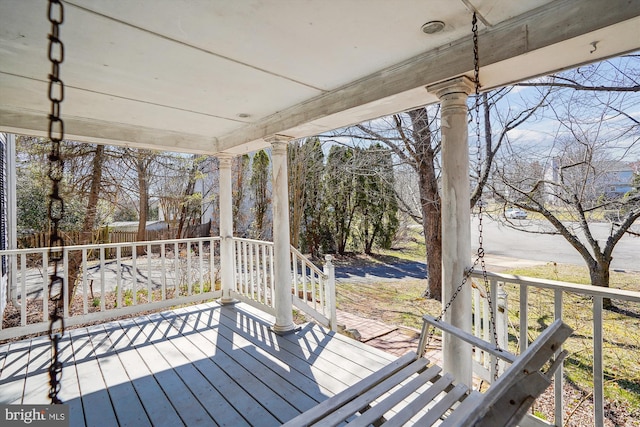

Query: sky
[[498, 54, 640, 161], [320, 52, 640, 166]]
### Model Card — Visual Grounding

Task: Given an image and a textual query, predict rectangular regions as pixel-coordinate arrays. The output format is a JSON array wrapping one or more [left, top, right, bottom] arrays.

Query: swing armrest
[[422, 315, 517, 363]]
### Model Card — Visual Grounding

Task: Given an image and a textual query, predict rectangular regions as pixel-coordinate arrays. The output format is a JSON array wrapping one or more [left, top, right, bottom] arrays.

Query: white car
[[506, 208, 527, 219]]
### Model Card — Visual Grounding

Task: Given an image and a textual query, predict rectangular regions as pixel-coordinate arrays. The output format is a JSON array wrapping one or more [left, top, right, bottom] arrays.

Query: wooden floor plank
[[1, 301, 406, 427], [214, 303, 397, 400], [68, 327, 119, 427], [126, 317, 217, 427], [175, 306, 336, 407], [0, 340, 8, 372], [57, 334, 87, 427], [148, 312, 292, 425], [157, 311, 277, 426], [215, 305, 384, 393], [234, 302, 394, 366], [0, 339, 31, 404], [107, 321, 185, 427], [165, 307, 317, 423], [88, 325, 152, 427], [237, 302, 394, 366], [21, 336, 53, 404]]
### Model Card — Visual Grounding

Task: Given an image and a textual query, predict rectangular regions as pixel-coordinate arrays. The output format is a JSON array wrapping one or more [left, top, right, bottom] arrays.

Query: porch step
[[336, 310, 443, 360]]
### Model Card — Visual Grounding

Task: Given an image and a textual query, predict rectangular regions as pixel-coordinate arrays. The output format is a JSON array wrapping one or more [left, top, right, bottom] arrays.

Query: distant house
[[601, 167, 635, 199], [543, 158, 637, 204]]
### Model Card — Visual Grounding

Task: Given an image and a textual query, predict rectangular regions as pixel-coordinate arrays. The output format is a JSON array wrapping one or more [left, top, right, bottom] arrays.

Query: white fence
[[0, 237, 222, 340], [0, 236, 337, 340], [233, 238, 275, 311], [291, 247, 336, 331], [231, 238, 336, 330], [470, 277, 509, 382], [471, 271, 640, 427]]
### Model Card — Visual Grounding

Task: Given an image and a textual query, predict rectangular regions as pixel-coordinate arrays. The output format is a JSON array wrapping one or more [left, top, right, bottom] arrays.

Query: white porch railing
[[470, 271, 640, 427], [290, 248, 336, 331], [231, 237, 336, 331], [232, 237, 275, 312], [0, 237, 222, 340], [0, 236, 337, 341], [470, 277, 509, 382]]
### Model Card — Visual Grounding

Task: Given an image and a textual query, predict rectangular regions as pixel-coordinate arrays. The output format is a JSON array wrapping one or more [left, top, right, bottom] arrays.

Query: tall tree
[[324, 146, 358, 254], [353, 144, 399, 254], [493, 56, 640, 307], [15, 137, 110, 298], [300, 138, 326, 257], [232, 154, 250, 234], [135, 150, 151, 243], [250, 150, 270, 239], [289, 139, 308, 249], [66, 143, 106, 296], [333, 86, 542, 299], [176, 154, 205, 238], [289, 137, 326, 254]]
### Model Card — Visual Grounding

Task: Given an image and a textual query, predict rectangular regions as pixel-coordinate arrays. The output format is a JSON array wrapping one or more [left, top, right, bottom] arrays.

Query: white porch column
[[427, 76, 474, 386], [266, 135, 296, 334], [218, 154, 236, 304]]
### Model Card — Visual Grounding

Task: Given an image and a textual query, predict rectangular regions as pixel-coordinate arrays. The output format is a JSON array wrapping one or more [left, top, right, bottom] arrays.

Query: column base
[[217, 297, 239, 305], [270, 324, 300, 336]]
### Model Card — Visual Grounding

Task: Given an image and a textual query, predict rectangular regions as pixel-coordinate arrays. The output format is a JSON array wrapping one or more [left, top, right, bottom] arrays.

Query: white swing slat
[[283, 315, 572, 427], [344, 365, 444, 427]]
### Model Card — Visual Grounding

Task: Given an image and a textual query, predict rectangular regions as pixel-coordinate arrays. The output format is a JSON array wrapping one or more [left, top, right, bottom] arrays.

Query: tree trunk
[[176, 155, 199, 239], [136, 154, 149, 255], [407, 108, 443, 300], [418, 166, 442, 299], [589, 259, 613, 309], [288, 142, 305, 248], [67, 144, 104, 301]]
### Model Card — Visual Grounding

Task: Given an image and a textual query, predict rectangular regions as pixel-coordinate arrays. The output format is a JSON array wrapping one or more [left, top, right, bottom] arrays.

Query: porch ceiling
[[1, 0, 639, 155]]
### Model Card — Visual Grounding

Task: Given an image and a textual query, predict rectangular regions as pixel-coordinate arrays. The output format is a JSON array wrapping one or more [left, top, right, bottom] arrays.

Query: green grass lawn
[[335, 242, 640, 422], [496, 263, 640, 417]]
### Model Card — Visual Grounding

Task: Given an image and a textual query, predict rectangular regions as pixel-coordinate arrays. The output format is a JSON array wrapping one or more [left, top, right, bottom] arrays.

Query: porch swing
[[280, 12, 572, 427], [42, 1, 572, 425]]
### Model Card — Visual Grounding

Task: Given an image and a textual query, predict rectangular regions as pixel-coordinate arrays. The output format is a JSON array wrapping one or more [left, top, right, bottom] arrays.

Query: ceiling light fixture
[[421, 20, 445, 34]]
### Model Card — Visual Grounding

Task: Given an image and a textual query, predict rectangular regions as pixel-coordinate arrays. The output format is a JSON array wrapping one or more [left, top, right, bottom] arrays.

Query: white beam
[[218, 0, 640, 152], [0, 108, 220, 155]]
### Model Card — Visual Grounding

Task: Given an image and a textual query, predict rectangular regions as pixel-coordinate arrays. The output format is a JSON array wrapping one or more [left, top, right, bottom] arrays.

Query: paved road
[[336, 217, 640, 281], [471, 217, 640, 273], [335, 258, 427, 282]]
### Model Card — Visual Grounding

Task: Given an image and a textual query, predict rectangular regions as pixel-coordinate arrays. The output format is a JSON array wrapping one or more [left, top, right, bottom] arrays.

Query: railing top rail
[[231, 237, 274, 246], [472, 270, 640, 303], [0, 236, 221, 255], [290, 245, 327, 278]]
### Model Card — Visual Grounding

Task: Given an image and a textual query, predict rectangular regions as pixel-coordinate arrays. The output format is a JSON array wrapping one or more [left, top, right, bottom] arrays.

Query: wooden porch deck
[[0, 302, 399, 426]]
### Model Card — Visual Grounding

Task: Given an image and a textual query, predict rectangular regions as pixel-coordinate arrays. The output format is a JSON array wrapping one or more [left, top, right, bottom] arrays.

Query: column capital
[[264, 134, 293, 148], [427, 75, 475, 99], [217, 152, 234, 168]]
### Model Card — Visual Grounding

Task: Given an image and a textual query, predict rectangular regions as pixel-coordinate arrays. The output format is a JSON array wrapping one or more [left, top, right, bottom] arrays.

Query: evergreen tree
[[353, 144, 399, 254], [324, 146, 357, 254], [250, 150, 270, 238]]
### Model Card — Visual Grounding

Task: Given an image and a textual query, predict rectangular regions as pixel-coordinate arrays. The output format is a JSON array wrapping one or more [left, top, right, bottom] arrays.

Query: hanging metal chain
[[47, 0, 66, 405], [472, 12, 501, 381]]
